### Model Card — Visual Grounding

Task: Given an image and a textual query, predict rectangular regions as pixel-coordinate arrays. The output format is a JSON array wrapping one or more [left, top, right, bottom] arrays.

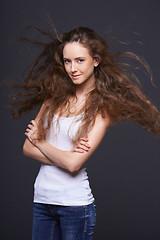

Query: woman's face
[[63, 42, 98, 88]]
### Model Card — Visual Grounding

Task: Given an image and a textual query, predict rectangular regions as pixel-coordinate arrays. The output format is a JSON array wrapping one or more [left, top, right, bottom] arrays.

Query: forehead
[[63, 42, 91, 58]]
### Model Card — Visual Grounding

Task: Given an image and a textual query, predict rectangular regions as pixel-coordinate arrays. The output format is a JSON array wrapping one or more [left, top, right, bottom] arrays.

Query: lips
[[71, 74, 81, 80]]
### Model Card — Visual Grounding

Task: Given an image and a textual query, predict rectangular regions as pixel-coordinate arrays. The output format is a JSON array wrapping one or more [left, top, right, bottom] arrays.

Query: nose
[[71, 62, 77, 73]]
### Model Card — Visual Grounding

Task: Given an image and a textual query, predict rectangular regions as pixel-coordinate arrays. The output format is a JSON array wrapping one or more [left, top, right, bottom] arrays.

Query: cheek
[[64, 65, 70, 74], [85, 64, 95, 75]]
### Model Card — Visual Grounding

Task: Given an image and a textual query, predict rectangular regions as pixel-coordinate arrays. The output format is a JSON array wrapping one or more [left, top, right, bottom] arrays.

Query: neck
[[76, 76, 95, 97]]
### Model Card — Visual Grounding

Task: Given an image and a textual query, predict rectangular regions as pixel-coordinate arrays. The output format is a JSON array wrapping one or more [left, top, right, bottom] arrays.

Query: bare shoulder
[[34, 100, 50, 122], [88, 113, 111, 137], [94, 113, 111, 128]]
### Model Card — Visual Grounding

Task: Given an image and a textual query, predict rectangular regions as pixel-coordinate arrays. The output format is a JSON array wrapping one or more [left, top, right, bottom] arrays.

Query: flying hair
[[9, 25, 160, 143]]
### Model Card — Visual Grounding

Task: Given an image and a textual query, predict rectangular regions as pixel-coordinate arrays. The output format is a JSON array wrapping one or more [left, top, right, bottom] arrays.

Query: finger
[[79, 138, 90, 147], [27, 123, 38, 134], [28, 120, 36, 128], [30, 120, 36, 126], [72, 148, 84, 153], [24, 132, 28, 137], [80, 137, 89, 142], [25, 132, 31, 140], [76, 144, 89, 152], [79, 141, 90, 149], [25, 132, 33, 142], [25, 128, 30, 133], [27, 124, 34, 129]]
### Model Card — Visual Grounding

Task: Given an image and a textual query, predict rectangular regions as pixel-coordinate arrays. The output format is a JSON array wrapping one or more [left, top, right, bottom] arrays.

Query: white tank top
[[33, 114, 94, 206]]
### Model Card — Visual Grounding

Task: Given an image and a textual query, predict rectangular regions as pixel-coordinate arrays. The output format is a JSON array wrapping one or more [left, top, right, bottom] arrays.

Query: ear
[[94, 58, 99, 67]]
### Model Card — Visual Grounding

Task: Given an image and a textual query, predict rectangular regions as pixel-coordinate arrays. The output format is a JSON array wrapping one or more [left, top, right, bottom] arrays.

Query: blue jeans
[[32, 202, 96, 240]]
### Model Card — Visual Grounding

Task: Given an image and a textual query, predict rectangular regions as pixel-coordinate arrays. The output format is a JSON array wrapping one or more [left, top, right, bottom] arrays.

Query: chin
[[72, 82, 81, 85], [72, 79, 83, 85]]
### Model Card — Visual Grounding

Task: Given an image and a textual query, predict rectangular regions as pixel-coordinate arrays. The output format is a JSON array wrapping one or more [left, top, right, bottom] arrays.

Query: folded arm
[[23, 138, 54, 165], [23, 104, 111, 172], [23, 103, 54, 165]]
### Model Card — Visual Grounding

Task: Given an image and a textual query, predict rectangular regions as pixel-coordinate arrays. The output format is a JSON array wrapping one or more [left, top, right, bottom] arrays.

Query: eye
[[64, 59, 71, 64], [77, 59, 84, 63]]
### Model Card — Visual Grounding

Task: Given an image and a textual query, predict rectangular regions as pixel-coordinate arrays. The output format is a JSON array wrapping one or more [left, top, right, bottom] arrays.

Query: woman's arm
[[23, 139, 54, 165], [25, 111, 111, 172], [23, 102, 54, 165], [23, 136, 90, 165], [23, 103, 89, 165]]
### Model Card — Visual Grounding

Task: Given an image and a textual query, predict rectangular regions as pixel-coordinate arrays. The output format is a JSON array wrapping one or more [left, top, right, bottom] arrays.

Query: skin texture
[[23, 42, 110, 172], [61, 42, 99, 117], [63, 42, 99, 90]]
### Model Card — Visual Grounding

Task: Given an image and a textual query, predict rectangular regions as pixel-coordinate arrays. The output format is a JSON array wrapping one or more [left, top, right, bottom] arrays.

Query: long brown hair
[[10, 25, 160, 142]]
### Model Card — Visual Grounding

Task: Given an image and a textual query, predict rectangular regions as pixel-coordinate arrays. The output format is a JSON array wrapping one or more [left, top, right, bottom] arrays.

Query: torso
[[33, 113, 95, 206]]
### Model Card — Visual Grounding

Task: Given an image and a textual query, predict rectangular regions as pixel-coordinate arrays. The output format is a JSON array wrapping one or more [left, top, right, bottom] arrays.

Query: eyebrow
[[63, 57, 86, 60]]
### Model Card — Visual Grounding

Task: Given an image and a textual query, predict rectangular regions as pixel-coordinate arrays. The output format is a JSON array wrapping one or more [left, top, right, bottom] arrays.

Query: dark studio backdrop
[[1, 0, 160, 239]]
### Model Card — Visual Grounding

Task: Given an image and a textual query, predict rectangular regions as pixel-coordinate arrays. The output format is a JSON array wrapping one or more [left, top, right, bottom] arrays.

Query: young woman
[[12, 26, 160, 239]]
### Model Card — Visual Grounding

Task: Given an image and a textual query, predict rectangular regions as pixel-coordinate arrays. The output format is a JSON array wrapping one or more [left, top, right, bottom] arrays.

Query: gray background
[[1, 0, 160, 239]]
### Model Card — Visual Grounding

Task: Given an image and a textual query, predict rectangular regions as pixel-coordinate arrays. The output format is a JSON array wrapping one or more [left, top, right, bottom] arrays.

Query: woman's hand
[[25, 120, 43, 146], [71, 137, 90, 153]]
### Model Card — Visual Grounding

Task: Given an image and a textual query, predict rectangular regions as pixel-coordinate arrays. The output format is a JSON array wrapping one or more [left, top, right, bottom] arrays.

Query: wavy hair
[[10, 25, 160, 142]]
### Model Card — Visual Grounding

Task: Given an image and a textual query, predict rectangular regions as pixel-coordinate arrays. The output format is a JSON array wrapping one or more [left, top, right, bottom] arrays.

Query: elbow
[[66, 153, 86, 173], [23, 142, 29, 156], [68, 166, 79, 173], [23, 144, 27, 156], [67, 163, 82, 173]]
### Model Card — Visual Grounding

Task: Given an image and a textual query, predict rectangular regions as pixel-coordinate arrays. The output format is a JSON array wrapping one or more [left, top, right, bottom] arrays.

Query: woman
[[12, 26, 160, 239]]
